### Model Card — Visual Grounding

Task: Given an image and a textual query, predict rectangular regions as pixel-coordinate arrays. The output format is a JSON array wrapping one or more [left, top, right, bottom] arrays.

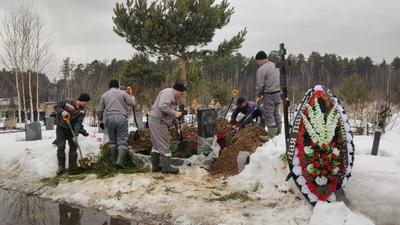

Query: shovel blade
[[78, 157, 90, 168]]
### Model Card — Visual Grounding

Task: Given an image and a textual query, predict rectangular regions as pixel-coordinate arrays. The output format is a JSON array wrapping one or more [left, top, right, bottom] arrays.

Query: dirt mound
[[209, 123, 267, 176], [128, 128, 152, 155], [127, 118, 267, 175]]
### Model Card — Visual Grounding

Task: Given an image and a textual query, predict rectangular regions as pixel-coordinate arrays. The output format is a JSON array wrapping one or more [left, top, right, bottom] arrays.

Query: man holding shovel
[[54, 93, 91, 175], [97, 80, 136, 169], [149, 80, 186, 174]]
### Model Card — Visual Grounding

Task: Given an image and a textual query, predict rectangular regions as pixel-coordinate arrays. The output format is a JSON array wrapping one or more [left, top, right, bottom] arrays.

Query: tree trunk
[[15, 70, 22, 123], [181, 58, 186, 81], [36, 72, 39, 121], [28, 70, 34, 121], [21, 73, 28, 123]]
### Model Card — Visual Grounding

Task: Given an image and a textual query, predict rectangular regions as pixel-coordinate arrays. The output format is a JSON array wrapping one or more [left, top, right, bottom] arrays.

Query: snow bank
[[1, 114, 400, 224], [0, 125, 104, 178], [310, 202, 374, 225]]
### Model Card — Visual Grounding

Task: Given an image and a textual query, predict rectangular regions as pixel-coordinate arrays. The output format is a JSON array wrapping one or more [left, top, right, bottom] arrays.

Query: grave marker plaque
[[197, 109, 216, 138], [25, 121, 42, 141]]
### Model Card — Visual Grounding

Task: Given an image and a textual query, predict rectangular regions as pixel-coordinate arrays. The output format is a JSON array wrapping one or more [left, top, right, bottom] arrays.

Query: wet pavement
[[0, 188, 143, 225]]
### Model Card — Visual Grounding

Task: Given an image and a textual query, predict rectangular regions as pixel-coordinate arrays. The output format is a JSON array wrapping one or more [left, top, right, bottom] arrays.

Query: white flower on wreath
[[315, 176, 328, 186], [301, 97, 340, 147], [332, 148, 340, 156], [304, 146, 313, 156], [332, 167, 340, 175]]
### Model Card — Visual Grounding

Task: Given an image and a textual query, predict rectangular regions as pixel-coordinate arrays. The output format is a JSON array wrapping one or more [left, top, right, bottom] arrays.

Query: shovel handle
[[64, 117, 84, 160]]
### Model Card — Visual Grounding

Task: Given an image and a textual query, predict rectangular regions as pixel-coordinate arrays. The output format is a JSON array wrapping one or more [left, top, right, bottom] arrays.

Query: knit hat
[[109, 79, 119, 89], [236, 96, 246, 106], [173, 80, 186, 92], [255, 51, 267, 60], [77, 93, 91, 102]]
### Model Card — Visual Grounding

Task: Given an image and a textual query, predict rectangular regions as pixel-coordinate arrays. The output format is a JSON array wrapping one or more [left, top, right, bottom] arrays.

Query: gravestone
[[25, 121, 42, 141], [45, 117, 55, 130], [197, 109, 216, 138]]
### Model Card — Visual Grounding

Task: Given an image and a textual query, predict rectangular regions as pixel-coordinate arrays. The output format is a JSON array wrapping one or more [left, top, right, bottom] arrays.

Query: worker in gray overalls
[[97, 80, 136, 168], [149, 80, 186, 174], [255, 50, 282, 141]]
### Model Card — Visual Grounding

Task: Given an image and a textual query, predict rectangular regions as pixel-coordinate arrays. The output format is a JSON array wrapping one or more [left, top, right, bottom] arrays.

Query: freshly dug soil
[[127, 118, 267, 176], [209, 123, 267, 176], [128, 129, 152, 155], [127, 126, 199, 158]]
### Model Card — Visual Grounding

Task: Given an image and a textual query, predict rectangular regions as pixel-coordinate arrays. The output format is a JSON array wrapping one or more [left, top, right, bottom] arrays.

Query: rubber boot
[[160, 154, 179, 174], [258, 126, 279, 142], [268, 126, 279, 139], [150, 152, 161, 172], [109, 146, 117, 165], [57, 151, 66, 176], [276, 123, 283, 136], [68, 150, 79, 174], [116, 149, 127, 169]]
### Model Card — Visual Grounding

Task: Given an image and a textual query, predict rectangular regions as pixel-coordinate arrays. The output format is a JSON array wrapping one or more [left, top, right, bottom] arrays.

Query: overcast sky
[[1, 0, 400, 79]]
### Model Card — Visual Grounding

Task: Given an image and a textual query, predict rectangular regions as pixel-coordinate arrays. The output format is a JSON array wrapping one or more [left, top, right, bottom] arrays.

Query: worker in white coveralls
[[97, 80, 136, 169], [255, 50, 282, 141], [149, 80, 186, 174]]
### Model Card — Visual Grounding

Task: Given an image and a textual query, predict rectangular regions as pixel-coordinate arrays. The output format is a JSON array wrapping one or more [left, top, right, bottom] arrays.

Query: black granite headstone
[[197, 109, 216, 138], [25, 121, 42, 141], [45, 117, 55, 130]]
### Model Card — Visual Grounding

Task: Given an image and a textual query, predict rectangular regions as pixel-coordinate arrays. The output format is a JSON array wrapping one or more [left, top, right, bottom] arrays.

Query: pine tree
[[112, 0, 246, 81]]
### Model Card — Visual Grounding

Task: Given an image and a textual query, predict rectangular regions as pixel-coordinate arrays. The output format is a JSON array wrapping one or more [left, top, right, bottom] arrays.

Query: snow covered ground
[[0, 115, 399, 225]]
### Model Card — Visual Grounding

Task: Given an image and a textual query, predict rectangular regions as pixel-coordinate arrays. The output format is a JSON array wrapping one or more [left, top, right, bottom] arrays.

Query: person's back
[[96, 80, 135, 169], [99, 88, 135, 120], [256, 61, 280, 96], [244, 101, 258, 115], [150, 87, 176, 126]]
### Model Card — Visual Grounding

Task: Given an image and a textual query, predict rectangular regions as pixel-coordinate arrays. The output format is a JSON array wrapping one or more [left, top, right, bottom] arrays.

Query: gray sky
[[1, 0, 400, 79]]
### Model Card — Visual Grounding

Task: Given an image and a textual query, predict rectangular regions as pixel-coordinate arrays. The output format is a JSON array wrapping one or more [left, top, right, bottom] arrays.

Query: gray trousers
[[105, 115, 129, 151], [263, 92, 282, 127], [148, 116, 171, 156]]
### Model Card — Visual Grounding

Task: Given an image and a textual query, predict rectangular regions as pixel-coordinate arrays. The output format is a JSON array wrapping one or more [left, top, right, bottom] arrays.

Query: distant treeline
[[1, 52, 399, 114]]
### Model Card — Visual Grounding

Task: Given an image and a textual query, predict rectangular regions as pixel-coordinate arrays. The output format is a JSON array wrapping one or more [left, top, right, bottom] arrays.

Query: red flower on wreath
[[329, 183, 337, 192], [311, 142, 316, 148]]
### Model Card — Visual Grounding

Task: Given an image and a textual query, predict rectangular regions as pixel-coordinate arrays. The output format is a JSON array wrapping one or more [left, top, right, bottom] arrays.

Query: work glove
[[61, 110, 70, 118], [256, 97, 263, 105], [175, 111, 183, 118], [99, 122, 105, 130]]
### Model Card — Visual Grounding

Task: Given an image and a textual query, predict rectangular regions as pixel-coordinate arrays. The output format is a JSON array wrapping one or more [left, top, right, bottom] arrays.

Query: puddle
[[0, 188, 143, 225]]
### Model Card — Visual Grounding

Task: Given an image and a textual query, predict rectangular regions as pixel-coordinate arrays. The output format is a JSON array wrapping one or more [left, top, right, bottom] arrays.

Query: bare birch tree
[[0, 10, 22, 123], [1, 4, 52, 123]]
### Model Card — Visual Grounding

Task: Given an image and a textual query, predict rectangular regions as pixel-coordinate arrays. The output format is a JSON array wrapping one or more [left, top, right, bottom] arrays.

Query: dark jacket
[[230, 101, 260, 127], [54, 98, 86, 135]]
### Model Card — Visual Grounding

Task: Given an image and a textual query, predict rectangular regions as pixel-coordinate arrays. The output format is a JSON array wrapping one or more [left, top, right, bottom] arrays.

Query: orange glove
[[127, 86, 133, 96], [231, 89, 239, 98]]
